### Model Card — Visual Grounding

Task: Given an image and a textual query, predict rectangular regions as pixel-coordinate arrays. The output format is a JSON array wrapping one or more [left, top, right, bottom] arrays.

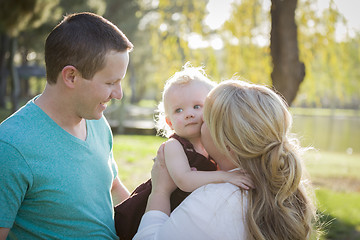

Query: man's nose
[[111, 83, 123, 100]]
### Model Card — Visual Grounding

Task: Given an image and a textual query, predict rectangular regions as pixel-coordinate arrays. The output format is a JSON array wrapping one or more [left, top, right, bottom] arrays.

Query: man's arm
[[0, 143, 30, 239], [111, 176, 130, 206], [0, 227, 10, 240]]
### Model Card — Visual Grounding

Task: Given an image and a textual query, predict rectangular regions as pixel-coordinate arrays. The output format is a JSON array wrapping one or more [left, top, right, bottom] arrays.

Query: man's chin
[[83, 112, 103, 120]]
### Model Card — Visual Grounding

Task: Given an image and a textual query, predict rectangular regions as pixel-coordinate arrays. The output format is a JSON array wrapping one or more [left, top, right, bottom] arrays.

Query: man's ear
[[165, 117, 173, 130], [61, 65, 78, 88]]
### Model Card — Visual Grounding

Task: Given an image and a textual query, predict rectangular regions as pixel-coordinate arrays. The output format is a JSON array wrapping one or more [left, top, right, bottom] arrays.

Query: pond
[[105, 105, 360, 155], [292, 113, 360, 154]]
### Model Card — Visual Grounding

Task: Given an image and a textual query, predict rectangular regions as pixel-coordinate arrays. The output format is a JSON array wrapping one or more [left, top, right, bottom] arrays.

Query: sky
[[196, 0, 360, 49]]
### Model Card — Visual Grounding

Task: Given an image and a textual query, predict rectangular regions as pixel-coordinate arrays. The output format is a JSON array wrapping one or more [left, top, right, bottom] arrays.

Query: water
[[292, 114, 360, 154]]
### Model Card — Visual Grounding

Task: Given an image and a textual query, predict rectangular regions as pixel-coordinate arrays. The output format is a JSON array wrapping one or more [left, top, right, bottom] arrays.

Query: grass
[[304, 151, 360, 180], [113, 134, 360, 240], [317, 189, 360, 239], [113, 135, 165, 191], [304, 151, 360, 193]]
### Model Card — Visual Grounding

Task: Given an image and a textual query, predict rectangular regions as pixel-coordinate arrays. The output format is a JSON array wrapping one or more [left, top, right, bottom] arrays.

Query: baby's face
[[164, 81, 210, 139]]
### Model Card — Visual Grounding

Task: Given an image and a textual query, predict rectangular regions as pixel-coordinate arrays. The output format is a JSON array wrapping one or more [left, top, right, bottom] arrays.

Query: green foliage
[[222, 0, 272, 84], [128, 0, 223, 102], [296, 0, 360, 108], [0, 0, 60, 37], [60, 0, 106, 15], [124, 0, 359, 108]]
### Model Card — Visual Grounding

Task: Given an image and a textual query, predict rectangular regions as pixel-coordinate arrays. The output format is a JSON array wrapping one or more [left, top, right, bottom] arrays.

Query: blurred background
[[0, 0, 359, 142], [0, 0, 359, 239]]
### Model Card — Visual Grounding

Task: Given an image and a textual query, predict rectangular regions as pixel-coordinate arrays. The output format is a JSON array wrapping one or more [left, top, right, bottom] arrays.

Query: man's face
[[74, 50, 129, 120]]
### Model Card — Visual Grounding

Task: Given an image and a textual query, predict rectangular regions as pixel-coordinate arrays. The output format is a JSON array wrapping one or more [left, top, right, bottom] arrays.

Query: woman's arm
[[133, 143, 247, 240], [133, 143, 209, 240], [133, 143, 248, 240], [164, 139, 253, 192], [145, 143, 177, 215]]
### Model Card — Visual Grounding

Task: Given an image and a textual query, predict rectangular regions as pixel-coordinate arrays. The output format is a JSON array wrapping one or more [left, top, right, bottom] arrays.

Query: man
[[0, 12, 133, 239]]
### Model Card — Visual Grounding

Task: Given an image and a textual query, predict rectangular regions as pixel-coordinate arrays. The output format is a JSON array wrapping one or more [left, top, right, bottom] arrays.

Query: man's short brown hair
[[45, 12, 133, 84]]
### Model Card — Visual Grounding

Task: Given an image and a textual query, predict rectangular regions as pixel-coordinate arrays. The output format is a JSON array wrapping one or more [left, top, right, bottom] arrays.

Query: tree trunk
[[20, 48, 30, 98], [129, 62, 137, 104], [0, 33, 9, 108], [9, 37, 20, 112], [270, 0, 305, 105]]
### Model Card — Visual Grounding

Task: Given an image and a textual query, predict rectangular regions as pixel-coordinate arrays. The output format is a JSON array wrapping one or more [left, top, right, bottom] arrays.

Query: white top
[[133, 182, 248, 240]]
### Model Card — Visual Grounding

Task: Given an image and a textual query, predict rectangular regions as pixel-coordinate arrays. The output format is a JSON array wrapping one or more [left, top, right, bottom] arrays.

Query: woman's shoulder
[[179, 182, 247, 213], [172, 183, 248, 239], [194, 183, 246, 202]]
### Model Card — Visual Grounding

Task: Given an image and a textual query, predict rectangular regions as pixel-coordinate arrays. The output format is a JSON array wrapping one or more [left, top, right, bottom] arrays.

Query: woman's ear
[[165, 117, 173, 130], [61, 65, 78, 89]]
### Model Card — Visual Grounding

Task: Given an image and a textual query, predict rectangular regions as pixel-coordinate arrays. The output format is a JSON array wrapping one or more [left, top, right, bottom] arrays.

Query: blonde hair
[[155, 63, 216, 137], [203, 80, 318, 240]]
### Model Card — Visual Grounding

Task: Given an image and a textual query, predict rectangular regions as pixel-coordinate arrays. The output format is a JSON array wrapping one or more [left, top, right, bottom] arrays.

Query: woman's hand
[[151, 143, 177, 195], [145, 143, 177, 215]]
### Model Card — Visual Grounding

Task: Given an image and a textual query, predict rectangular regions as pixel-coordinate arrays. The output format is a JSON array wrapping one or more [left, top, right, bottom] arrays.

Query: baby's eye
[[107, 82, 115, 86], [175, 108, 183, 113], [194, 105, 201, 109]]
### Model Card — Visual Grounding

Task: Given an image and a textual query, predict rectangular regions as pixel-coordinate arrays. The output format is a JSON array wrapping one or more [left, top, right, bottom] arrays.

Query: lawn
[[113, 134, 360, 240]]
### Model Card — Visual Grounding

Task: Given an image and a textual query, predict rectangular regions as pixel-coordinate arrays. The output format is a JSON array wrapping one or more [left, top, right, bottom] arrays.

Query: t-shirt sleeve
[[101, 116, 118, 180], [109, 150, 118, 180], [0, 141, 33, 228]]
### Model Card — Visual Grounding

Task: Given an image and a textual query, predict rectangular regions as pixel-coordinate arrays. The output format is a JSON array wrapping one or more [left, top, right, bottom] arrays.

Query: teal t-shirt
[[0, 98, 119, 239]]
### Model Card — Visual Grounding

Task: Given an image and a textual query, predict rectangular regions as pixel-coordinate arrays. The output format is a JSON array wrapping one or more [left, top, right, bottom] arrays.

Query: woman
[[133, 80, 319, 240]]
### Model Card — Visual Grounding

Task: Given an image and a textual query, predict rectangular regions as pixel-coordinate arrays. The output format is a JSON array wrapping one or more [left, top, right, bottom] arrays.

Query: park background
[[0, 0, 359, 239]]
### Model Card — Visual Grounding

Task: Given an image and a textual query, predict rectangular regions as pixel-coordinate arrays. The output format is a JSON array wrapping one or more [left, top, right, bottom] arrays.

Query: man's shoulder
[[0, 102, 39, 144]]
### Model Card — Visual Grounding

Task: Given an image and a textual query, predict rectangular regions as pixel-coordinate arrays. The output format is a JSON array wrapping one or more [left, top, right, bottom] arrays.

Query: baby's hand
[[224, 170, 254, 190]]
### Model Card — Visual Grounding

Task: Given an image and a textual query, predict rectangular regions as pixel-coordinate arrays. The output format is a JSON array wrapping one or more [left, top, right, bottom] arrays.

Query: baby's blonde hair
[[155, 63, 216, 137], [203, 80, 318, 240]]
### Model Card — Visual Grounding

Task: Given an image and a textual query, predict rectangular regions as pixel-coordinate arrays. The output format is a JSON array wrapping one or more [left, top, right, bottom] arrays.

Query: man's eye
[[175, 108, 183, 113], [194, 105, 201, 109]]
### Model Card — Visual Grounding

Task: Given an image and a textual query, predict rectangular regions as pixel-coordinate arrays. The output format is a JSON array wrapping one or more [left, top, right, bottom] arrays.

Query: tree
[[270, 0, 305, 105], [222, 0, 272, 85], [0, 0, 59, 111], [103, 0, 141, 104], [142, 0, 211, 101]]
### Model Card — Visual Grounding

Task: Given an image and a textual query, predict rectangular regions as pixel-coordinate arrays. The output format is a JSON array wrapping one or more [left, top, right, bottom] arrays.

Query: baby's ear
[[165, 117, 173, 129]]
